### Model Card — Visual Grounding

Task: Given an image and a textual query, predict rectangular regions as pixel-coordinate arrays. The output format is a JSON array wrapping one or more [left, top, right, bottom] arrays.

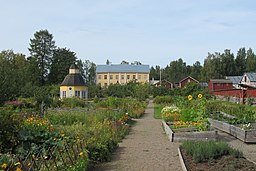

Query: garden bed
[[178, 147, 256, 171], [208, 118, 256, 143], [162, 120, 218, 142]]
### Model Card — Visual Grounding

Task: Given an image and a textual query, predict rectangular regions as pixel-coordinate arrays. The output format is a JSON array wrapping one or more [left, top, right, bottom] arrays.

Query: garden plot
[[208, 118, 256, 143], [162, 120, 218, 142]]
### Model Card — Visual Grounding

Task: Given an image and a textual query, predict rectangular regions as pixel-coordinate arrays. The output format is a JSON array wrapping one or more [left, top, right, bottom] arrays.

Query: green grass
[[154, 104, 163, 119]]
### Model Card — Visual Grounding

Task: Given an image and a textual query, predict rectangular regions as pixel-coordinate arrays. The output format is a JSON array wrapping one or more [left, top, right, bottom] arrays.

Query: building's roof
[[199, 82, 208, 87], [238, 83, 256, 89], [226, 76, 242, 84], [70, 63, 78, 69], [61, 74, 86, 86], [245, 72, 256, 82], [179, 76, 199, 83], [210, 79, 232, 84], [96, 64, 150, 73]]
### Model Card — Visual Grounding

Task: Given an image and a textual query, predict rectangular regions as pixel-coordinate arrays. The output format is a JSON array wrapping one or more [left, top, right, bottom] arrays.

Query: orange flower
[[1, 163, 8, 169], [16, 167, 21, 171]]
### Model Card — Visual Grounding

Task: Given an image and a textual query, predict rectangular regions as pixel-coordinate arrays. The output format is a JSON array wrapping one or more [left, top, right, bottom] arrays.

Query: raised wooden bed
[[178, 148, 187, 171], [208, 118, 256, 143], [162, 120, 218, 142]]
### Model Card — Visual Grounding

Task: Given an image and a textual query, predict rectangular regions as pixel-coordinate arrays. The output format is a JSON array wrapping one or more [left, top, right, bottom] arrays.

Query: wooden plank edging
[[178, 148, 187, 171], [162, 120, 174, 141]]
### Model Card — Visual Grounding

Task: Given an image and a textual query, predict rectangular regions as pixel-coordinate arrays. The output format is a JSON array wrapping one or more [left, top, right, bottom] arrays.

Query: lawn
[[154, 104, 163, 119]]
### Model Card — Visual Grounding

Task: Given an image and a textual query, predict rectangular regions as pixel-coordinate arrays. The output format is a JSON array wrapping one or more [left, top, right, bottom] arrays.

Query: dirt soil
[[92, 100, 182, 171], [180, 148, 256, 171]]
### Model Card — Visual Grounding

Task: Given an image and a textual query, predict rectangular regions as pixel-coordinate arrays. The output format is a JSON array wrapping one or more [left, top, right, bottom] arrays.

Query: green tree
[[0, 50, 29, 103], [149, 65, 161, 80], [76, 59, 85, 78], [131, 61, 142, 65], [246, 48, 256, 72], [121, 60, 129, 64], [201, 52, 222, 81], [163, 58, 188, 82], [190, 61, 202, 80], [83, 60, 96, 85], [235, 48, 246, 75], [220, 49, 235, 76], [28, 29, 56, 85], [106, 59, 111, 65], [48, 48, 77, 84]]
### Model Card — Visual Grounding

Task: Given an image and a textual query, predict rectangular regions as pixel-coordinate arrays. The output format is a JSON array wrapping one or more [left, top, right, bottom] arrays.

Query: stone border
[[178, 148, 187, 171], [162, 120, 218, 142]]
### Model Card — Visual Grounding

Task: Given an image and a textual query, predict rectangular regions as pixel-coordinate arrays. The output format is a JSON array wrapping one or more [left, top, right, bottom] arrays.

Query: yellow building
[[96, 64, 150, 88], [60, 64, 88, 99]]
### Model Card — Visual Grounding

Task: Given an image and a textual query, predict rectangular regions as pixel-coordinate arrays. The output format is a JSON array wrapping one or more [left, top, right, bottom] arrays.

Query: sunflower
[[188, 95, 193, 101], [198, 94, 203, 99]]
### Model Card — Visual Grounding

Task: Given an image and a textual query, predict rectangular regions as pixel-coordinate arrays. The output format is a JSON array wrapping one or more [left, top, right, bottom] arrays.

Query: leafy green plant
[[181, 140, 243, 163], [0, 108, 21, 153], [154, 96, 173, 104], [61, 97, 87, 108]]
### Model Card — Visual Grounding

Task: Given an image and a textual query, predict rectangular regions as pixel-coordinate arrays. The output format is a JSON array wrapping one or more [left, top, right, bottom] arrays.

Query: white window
[[116, 75, 119, 80], [110, 75, 113, 79], [98, 75, 102, 80], [82, 91, 87, 99], [121, 75, 124, 80], [62, 91, 66, 98], [138, 75, 141, 80], [75, 91, 80, 97]]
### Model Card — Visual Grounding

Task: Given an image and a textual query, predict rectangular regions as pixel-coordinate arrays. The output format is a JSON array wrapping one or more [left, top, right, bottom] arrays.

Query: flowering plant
[[240, 123, 254, 130], [161, 105, 181, 122], [161, 105, 181, 114], [174, 94, 209, 131]]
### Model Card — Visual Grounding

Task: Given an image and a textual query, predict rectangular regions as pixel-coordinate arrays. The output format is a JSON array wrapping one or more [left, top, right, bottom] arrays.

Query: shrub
[[61, 97, 86, 108], [0, 108, 21, 153], [154, 96, 172, 104], [181, 141, 243, 163]]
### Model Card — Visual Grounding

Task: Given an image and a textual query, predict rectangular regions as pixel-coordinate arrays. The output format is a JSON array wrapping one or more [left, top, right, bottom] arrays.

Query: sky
[[1, 0, 256, 67]]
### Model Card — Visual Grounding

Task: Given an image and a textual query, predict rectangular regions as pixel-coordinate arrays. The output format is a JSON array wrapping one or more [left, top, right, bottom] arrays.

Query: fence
[[1, 140, 87, 171]]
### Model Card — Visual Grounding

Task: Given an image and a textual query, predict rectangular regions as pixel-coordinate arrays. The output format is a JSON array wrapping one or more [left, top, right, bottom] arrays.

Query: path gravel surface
[[92, 100, 256, 171], [93, 100, 182, 171]]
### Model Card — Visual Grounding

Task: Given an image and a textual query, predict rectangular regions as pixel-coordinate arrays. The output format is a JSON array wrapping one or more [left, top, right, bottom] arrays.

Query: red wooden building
[[178, 76, 199, 88], [209, 79, 233, 91]]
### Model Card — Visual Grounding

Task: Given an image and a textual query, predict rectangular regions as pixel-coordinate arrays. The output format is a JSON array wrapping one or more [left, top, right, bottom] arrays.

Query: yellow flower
[[16, 168, 21, 171], [79, 152, 83, 156], [61, 134, 65, 137], [188, 95, 193, 101], [14, 162, 21, 166], [198, 94, 203, 99], [1, 163, 8, 169]]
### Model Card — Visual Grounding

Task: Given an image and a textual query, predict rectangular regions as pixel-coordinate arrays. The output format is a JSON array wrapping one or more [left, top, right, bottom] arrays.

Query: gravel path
[[92, 100, 182, 171], [92, 100, 256, 171], [218, 131, 256, 164]]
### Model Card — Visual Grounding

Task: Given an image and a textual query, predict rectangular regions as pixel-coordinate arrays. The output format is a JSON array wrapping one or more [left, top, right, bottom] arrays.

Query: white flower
[[161, 105, 181, 114]]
